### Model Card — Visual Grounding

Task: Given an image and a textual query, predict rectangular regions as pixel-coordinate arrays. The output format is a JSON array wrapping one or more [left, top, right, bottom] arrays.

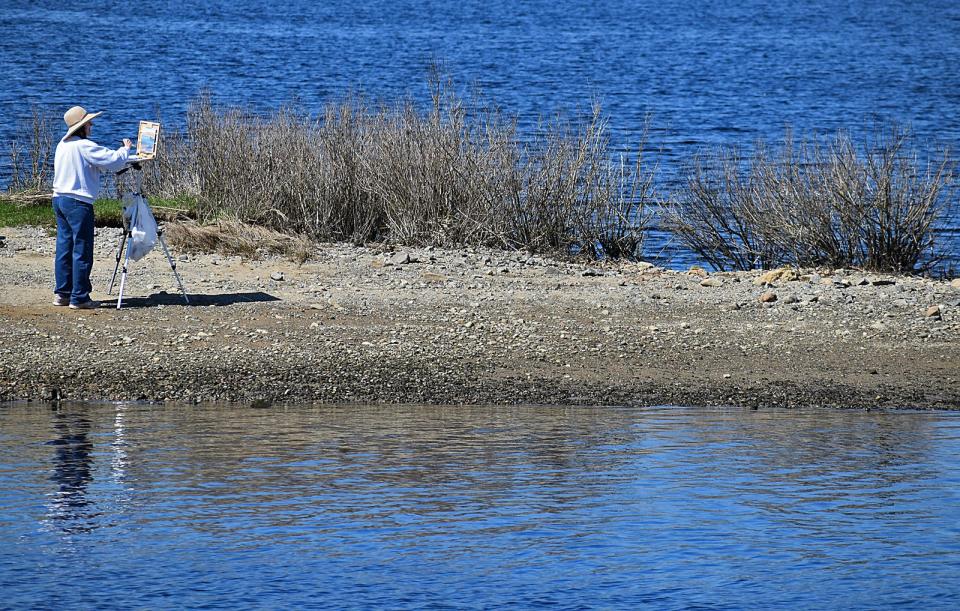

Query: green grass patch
[[0, 195, 197, 228]]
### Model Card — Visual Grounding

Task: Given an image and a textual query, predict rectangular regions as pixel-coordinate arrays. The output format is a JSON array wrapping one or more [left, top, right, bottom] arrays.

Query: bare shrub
[[149, 82, 654, 259], [665, 127, 953, 272], [663, 148, 779, 271], [7, 106, 55, 193], [140, 128, 199, 199]]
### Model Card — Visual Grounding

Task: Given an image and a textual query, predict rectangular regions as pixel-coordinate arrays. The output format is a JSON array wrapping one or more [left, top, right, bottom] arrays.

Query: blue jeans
[[52, 196, 95, 304]]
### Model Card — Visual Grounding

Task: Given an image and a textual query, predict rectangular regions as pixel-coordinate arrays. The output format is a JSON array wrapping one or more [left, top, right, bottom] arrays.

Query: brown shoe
[[53, 294, 69, 306], [69, 300, 100, 310]]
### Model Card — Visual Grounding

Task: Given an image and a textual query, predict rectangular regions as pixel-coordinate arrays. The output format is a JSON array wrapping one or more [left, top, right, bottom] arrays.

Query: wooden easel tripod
[[107, 162, 189, 309]]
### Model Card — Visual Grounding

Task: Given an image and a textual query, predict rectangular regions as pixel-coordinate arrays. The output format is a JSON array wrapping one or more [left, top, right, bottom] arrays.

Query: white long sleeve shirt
[[53, 137, 132, 203]]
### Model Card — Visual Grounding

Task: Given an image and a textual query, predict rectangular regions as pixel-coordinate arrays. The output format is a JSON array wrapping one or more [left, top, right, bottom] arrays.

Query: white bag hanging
[[122, 193, 158, 262]]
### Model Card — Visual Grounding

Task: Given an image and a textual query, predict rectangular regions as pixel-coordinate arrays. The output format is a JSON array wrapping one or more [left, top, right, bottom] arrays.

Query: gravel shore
[[1, 226, 958, 408]]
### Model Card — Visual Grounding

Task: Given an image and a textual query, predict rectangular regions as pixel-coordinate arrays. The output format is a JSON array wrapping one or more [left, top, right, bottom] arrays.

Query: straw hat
[[63, 106, 103, 139]]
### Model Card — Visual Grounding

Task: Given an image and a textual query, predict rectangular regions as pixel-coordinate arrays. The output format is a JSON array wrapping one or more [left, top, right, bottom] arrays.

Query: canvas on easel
[[136, 121, 160, 159]]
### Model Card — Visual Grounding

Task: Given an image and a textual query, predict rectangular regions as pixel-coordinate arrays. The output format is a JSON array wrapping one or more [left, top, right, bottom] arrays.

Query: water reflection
[[1, 404, 958, 608], [44, 407, 97, 534]]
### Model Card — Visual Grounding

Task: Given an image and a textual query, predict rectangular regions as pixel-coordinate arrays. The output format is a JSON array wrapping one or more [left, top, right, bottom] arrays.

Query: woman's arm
[[78, 139, 133, 172]]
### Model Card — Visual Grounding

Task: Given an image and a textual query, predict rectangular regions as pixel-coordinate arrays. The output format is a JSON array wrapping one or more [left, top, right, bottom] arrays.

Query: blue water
[[2, 0, 959, 266], [2, 404, 960, 609]]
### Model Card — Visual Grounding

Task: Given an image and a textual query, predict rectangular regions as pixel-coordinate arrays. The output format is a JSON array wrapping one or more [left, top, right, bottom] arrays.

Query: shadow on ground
[[106, 291, 280, 308]]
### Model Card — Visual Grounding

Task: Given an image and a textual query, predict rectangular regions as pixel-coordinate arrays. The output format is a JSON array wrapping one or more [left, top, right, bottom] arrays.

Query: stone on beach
[[754, 268, 798, 286]]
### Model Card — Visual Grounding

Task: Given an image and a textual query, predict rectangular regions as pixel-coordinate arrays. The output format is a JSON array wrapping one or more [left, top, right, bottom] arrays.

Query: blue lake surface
[[2, 404, 960, 609], [1, 0, 959, 266]]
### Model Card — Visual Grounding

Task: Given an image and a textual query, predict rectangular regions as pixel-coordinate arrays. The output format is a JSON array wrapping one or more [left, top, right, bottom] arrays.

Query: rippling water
[[1, 0, 959, 265], [2, 404, 959, 608]]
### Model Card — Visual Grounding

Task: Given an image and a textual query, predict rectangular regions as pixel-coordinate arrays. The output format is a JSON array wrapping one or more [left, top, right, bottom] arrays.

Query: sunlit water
[[1, 0, 959, 268], [2, 403, 959, 608]]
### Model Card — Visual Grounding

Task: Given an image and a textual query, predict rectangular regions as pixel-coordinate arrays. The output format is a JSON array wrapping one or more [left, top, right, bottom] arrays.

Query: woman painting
[[52, 106, 132, 309]]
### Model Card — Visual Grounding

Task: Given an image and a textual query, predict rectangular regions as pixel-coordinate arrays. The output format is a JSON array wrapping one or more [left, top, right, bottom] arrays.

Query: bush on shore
[[3, 90, 954, 272], [141, 81, 654, 261], [664, 128, 954, 273]]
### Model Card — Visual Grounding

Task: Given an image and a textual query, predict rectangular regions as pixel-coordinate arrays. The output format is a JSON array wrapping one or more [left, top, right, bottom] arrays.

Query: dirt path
[[1, 226, 958, 408]]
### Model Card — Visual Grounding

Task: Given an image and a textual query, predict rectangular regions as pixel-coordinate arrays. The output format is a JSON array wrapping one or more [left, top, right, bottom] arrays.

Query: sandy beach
[[1, 225, 958, 408]]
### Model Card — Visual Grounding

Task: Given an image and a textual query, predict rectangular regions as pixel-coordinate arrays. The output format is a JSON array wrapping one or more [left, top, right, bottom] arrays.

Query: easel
[[108, 161, 189, 309]]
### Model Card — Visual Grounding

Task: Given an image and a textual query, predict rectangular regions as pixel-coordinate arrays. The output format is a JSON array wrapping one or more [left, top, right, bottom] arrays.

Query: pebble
[[390, 252, 412, 266], [759, 291, 778, 303], [270, 272, 284, 281], [754, 268, 798, 286], [925, 305, 942, 318]]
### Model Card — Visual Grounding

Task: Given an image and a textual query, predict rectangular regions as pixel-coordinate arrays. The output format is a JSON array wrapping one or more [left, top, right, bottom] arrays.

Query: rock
[[951, 278, 960, 289], [688, 266, 709, 278], [390, 252, 412, 266], [581, 268, 602, 277], [699, 278, 723, 287], [270, 271, 284, 281], [754, 268, 798, 286], [870, 321, 887, 332], [782, 294, 799, 304], [925, 305, 942, 318], [637, 261, 655, 270], [871, 278, 896, 286], [421, 272, 448, 283], [853, 277, 870, 286], [759, 291, 778, 303]]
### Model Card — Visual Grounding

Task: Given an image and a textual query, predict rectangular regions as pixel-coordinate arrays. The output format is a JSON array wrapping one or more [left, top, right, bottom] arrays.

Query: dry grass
[[165, 220, 313, 262]]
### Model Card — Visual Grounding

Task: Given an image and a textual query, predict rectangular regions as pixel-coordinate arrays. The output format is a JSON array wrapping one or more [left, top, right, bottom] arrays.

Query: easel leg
[[108, 229, 128, 295], [116, 235, 133, 310], [158, 232, 190, 305]]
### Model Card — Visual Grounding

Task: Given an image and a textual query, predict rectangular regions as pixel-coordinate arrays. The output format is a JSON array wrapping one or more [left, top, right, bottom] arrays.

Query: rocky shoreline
[[1, 226, 958, 409]]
